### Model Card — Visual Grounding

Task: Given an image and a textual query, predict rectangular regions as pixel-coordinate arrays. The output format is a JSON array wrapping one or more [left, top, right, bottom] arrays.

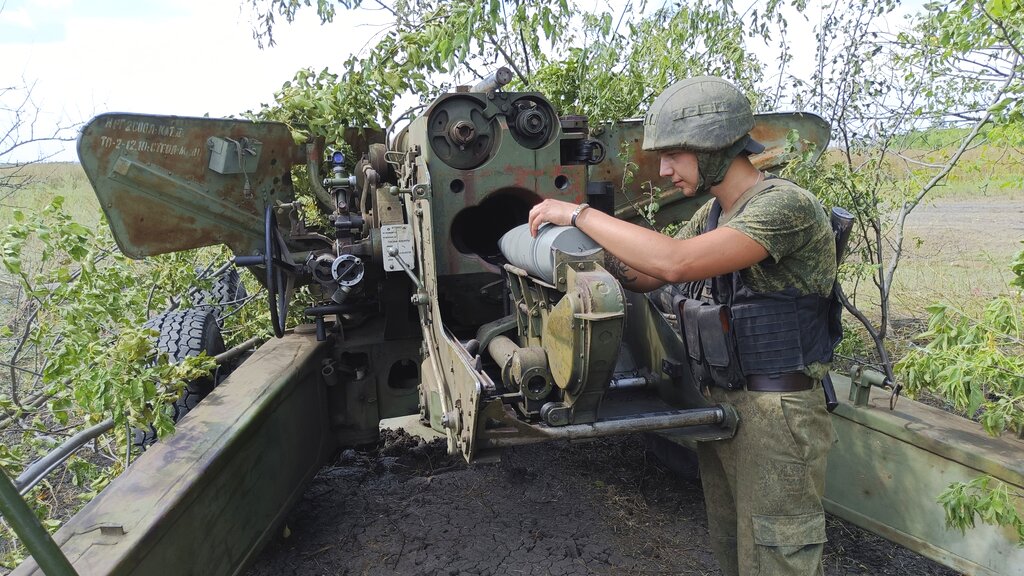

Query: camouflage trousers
[[696, 383, 835, 576]]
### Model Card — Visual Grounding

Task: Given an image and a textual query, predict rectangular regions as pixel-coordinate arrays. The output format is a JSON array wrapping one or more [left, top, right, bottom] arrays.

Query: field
[[1, 155, 1022, 574]]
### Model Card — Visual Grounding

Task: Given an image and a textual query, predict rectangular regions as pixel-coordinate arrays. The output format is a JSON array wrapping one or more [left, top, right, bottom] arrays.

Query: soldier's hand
[[528, 199, 579, 237]]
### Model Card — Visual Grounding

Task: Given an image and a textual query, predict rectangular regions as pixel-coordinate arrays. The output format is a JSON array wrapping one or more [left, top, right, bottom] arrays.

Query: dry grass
[[1, 162, 98, 227]]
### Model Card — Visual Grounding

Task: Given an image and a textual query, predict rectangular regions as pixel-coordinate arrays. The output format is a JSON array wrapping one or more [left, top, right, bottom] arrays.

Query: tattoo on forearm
[[604, 253, 638, 286]]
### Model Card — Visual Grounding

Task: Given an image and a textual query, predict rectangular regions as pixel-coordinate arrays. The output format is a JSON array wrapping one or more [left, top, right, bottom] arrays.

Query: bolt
[[449, 120, 477, 145]]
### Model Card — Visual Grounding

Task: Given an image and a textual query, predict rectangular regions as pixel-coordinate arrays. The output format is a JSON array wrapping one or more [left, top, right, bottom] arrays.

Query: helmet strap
[[695, 136, 752, 195]]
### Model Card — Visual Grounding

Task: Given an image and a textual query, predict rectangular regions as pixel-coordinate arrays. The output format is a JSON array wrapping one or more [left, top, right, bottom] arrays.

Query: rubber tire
[[133, 308, 225, 447], [192, 268, 248, 324]]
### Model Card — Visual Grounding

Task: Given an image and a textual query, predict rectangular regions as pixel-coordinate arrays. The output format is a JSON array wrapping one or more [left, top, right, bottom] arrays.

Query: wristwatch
[[570, 203, 590, 227]]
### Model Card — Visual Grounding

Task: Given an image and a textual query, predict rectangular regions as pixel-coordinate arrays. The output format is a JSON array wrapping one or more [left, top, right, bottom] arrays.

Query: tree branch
[[884, 53, 1020, 295], [488, 34, 529, 85]]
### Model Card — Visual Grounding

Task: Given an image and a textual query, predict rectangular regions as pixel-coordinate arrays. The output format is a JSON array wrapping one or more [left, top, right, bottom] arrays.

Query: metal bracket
[[208, 136, 261, 176], [849, 364, 889, 407]]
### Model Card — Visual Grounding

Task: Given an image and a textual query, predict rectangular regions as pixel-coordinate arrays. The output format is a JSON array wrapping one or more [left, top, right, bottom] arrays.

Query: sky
[[1, 0, 395, 162], [2, 0, 924, 164]]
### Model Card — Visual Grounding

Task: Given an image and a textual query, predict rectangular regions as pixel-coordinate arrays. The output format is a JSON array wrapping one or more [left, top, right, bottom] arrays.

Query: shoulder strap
[[705, 199, 723, 233], [720, 176, 786, 224], [704, 175, 785, 304], [704, 175, 786, 233]]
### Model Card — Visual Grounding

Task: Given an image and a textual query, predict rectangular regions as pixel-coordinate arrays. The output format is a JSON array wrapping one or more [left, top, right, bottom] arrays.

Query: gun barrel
[[472, 67, 514, 93]]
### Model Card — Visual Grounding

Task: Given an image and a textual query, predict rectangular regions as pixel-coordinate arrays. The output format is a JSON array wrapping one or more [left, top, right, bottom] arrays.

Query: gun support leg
[[0, 470, 77, 576]]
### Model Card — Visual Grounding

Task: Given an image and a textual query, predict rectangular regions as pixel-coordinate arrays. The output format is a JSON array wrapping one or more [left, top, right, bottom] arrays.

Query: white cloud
[[0, 7, 34, 29], [1, 0, 391, 162]]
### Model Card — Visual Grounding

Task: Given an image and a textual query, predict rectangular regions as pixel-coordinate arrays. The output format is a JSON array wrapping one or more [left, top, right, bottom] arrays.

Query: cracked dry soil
[[247, 432, 958, 576]]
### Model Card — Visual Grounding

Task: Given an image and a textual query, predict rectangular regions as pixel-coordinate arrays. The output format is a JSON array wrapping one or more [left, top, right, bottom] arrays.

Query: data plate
[[381, 224, 415, 272]]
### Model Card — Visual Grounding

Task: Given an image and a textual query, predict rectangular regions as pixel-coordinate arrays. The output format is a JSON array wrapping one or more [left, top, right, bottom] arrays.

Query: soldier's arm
[[528, 198, 768, 284], [603, 252, 664, 292]]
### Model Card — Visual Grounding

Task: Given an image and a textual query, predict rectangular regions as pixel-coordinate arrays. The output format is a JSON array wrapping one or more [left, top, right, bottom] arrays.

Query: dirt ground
[[247, 432, 959, 576]]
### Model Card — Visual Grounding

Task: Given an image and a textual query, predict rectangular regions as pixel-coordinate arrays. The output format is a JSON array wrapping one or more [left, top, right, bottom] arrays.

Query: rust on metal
[[78, 113, 306, 259]]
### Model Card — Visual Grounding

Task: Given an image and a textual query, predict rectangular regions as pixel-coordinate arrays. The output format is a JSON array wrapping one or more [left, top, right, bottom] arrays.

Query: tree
[[0, 80, 78, 202], [775, 0, 1024, 541], [243, 0, 791, 139]]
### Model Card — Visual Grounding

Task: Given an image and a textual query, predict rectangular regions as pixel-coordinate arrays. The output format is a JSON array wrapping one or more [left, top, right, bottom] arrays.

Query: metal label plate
[[381, 224, 415, 272]]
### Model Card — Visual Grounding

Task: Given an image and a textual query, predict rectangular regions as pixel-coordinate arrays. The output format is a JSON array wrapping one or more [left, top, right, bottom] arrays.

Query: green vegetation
[[896, 243, 1024, 543], [1, 0, 1022, 565], [0, 166, 270, 567]]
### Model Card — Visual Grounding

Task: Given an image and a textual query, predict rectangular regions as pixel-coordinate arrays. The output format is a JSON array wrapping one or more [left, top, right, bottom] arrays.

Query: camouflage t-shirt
[[674, 177, 837, 378], [675, 178, 836, 297]]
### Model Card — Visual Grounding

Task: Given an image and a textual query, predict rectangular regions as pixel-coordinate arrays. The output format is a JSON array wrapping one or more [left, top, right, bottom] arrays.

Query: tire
[[134, 308, 225, 448], [192, 268, 248, 324]]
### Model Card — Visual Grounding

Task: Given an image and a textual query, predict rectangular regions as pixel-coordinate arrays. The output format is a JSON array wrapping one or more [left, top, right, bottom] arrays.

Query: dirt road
[[247, 433, 958, 576]]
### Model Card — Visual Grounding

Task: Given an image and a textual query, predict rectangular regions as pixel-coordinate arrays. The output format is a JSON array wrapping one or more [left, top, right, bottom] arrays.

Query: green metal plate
[[825, 375, 1024, 576], [77, 113, 306, 259]]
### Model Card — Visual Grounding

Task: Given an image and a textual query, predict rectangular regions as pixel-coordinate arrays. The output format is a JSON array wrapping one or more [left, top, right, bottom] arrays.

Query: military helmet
[[642, 76, 760, 153]]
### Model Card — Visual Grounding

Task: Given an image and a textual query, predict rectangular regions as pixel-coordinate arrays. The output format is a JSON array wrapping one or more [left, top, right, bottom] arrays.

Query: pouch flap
[[751, 512, 827, 547]]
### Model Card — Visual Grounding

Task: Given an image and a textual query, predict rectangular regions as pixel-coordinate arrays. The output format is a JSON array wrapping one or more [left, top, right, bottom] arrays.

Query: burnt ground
[[247, 431, 959, 576]]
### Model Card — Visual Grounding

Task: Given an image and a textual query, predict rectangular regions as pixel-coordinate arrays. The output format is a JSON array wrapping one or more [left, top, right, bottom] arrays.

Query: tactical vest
[[674, 179, 843, 390]]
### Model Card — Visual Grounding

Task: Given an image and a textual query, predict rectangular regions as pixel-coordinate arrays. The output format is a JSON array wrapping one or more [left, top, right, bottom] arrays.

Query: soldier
[[528, 76, 839, 576]]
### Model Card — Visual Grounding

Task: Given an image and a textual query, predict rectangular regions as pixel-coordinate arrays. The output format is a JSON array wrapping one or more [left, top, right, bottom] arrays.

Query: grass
[[0, 163, 98, 228]]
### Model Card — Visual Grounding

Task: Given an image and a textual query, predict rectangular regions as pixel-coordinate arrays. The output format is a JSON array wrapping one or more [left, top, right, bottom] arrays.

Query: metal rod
[[480, 406, 726, 448], [14, 419, 115, 496], [486, 335, 517, 366], [0, 469, 78, 576], [608, 376, 649, 390], [472, 66, 513, 93], [214, 336, 262, 365]]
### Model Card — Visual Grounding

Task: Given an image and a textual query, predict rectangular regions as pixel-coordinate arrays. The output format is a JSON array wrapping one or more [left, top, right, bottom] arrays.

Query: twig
[[836, 283, 896, 383], [0, 359, 42, 378], [488, 34, 529, 85], [8, 305, 39, 408]]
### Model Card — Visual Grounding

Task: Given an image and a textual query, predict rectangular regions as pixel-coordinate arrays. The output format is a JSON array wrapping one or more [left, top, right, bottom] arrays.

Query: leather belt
[[745, 373, 814, 392]]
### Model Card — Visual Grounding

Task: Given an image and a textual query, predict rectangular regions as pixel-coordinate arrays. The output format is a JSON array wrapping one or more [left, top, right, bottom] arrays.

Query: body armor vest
[[674, 180, 842, 390]]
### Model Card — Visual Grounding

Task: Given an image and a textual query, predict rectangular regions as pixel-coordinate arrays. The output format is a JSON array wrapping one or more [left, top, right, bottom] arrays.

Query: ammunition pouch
[[678, 298, 745, 390], [676, 290, 833, 391]]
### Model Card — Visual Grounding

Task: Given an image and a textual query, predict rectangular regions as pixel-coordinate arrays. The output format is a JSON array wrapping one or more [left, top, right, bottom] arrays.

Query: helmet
[[643, 77, 764, 194], [642, 76, 758, 153]]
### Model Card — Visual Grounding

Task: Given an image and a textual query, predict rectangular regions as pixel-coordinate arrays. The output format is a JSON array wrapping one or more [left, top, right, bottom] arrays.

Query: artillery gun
[[5, 73, 1022, 576]]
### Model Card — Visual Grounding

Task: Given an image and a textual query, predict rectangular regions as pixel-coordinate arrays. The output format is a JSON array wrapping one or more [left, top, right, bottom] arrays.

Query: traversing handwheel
[[233, 203, 293, 338]]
